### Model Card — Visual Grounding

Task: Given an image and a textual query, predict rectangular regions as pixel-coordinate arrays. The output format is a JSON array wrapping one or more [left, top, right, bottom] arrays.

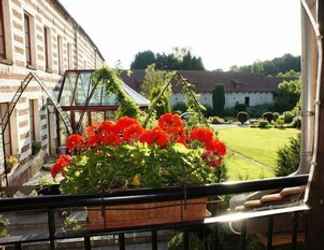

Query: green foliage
[[283, 111, 295, 123], [234, 103, 247, 112], [141, 64, 174, 117], [287, 116, 302, 129], [230, 54, 300, 76], [172, 102, 188, 113], [130, 50, 156, 70], [202, 105, 214, 117], [61, 143, 220, 194], [212, 85, 225, 115], [257, 119, 271, 129], [262, 112, 274, 123], [276, 135, 300, 176], [131, 48, 205, 70], [277, 69, 300, 80], [237, 112, 249, 125], [274, 79, 301, 113], [0, 215, 7, 237], [91, 67, 140, 118], [274, 116, 285, 129], [273, 112, 280, 121], [246, 104, 273, 118]]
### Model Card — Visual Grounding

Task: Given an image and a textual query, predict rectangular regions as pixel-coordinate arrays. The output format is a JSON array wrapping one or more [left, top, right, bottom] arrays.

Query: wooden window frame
[[44, 27, 50, 72], [0, 0, 6, 60], [57, 35, 63, 74], [0, 103, 12, 157], [29, 100, 36, 142], [24, 12, 33, 67]]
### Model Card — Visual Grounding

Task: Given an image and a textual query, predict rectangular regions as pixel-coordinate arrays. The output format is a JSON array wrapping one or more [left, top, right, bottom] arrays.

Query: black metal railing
[[0, 174, 309, 250]]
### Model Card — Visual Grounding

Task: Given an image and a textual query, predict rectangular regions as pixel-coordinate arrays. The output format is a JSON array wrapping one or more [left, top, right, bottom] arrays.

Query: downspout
[[298, 0, 317, 174]]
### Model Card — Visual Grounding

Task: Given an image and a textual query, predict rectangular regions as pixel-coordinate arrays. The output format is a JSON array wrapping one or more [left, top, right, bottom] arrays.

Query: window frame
[[44, 26, 53, 72], [24, 12, 33, 67], [0, 0, 6, 60], [57, 35, 63, 74]]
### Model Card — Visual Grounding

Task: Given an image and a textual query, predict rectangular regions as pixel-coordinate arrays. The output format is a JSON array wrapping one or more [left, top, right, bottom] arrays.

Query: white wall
[[171, 92, 274, 109]]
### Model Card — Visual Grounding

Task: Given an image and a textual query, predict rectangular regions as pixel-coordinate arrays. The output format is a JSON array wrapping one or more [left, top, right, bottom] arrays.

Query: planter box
[[87, 198, 208, 229]]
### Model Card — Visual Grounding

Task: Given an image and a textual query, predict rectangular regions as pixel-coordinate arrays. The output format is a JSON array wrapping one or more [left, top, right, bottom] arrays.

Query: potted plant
[[51, 113, 226, 229]]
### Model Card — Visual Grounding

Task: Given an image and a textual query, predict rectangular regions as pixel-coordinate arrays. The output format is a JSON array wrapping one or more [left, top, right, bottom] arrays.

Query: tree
[[273, 79, 301, 112], [131, 50, 156, 69], [141, 64, 176, 117], [212, 86, 225, 115], [130, 48, 205, 71], [229, 54, 301, 76]]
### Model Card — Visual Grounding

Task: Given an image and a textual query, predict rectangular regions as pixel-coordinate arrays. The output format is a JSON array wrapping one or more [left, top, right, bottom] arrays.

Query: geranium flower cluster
[[51, 113, 226, 178]]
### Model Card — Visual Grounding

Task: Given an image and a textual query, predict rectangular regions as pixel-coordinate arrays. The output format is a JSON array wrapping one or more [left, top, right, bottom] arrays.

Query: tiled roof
[[121, 70, 281, 94]]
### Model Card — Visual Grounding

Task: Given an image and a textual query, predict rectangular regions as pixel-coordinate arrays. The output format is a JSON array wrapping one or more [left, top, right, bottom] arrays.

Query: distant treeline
[[229, 53, 300, 76]]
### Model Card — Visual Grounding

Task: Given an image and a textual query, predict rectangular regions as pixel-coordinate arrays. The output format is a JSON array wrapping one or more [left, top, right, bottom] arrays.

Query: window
[[29, 100, 36, 142], [0, 103, 12, 157], [0, 0, 6, 60], [67, 43, 72, 70], [57, 35, 62, 74], [24, 12, 32, 66], [44, 27, 50, 71]]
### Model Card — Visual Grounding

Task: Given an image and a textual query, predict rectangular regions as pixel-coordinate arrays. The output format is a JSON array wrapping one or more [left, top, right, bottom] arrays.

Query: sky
[[60, 0, 301, 70]]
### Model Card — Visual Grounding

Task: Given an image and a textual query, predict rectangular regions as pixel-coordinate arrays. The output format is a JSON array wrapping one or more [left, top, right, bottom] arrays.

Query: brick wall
[[0, 0, 105, 184]]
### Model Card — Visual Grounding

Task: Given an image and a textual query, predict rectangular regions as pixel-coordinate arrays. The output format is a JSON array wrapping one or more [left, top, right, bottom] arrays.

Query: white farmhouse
[[123, 70, 280, 109]]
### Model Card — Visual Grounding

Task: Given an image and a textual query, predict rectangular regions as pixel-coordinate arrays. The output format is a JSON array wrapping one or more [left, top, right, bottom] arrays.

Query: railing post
[[266, 216, 273, 250], [240, 221, 247, 250], [48, 209, 56, 250], [152, 230, 158, 250]]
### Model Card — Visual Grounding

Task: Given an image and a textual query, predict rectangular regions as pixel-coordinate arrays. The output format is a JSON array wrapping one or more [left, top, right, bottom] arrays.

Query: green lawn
[[216, 127, 299, 181]]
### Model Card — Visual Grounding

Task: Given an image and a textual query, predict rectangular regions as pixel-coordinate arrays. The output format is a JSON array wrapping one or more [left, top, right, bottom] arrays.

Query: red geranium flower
[[123, 124, 144, 142], [205, 139, 227, 156], [85, 125, 99, 147], [202, 151, 222, 169], [66, 134, 84, 152], [114, 116, 139, 134], [140, 128, 170, 147], [51, 154, 72, 178], [97, 121, 121, 146], [158, 113, 184, 135], [189, 127, 214, 146]]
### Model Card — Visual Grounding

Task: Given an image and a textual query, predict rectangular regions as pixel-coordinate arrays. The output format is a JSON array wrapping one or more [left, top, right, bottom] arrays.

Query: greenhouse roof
[[58, 70, 150, 110]]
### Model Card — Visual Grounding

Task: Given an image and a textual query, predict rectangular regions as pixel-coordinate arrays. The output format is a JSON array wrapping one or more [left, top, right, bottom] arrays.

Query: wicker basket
[[87, 198, 208, 229]]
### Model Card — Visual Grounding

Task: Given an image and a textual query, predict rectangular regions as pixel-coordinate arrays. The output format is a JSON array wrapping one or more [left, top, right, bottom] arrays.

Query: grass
[[216, 127, 299, 180]]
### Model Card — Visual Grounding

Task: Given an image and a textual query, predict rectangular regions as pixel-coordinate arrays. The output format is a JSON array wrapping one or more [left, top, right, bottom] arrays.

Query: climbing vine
[[144, 72, 209, 128], [91, 67, 140, 118]]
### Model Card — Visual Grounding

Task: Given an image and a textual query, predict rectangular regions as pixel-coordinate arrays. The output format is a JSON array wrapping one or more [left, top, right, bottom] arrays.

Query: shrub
[[237, 112, 249, 125], [223, 108, 236, 117], [274, 116, 285, 129], [273, 112, 280, 122], [212, 85, 225, 115], [283, 111, 295, 123], [235, 103, 247, 112], [257, 119, 270, 129], [276, 135, 300, 176], [247, 104, 273, 118], [262, 112, 274, 123], [172, 102, 188, 113], [287, 116, 302, 129], [208, 116, 225, 125]]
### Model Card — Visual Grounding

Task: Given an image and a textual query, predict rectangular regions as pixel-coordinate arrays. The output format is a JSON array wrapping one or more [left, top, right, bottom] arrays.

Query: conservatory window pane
[[75, 73, 92, 105], [60, 72, 78, 106]]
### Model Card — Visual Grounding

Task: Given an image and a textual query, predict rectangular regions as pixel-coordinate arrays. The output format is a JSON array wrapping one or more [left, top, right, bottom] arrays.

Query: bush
[[223, 108, 236, 117], [274, 116, 285, 129], [237, 112, 249, 125], [246, 104, 273, 118], [273, 112, 280, 122], [287, 116, 302, 129], [276, 135, 300, 176], [283, 111, 295, 123], [235, 103, 247, 112], [257, 119, 270, 129], [208, 116, 225, 125], [212, 85, 225, 116], [172, 102, 188, 113], [262, 112, 274, 123]]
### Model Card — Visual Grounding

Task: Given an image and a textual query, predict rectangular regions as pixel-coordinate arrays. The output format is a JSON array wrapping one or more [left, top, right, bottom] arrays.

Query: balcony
[[0, 174, 308, 250]]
